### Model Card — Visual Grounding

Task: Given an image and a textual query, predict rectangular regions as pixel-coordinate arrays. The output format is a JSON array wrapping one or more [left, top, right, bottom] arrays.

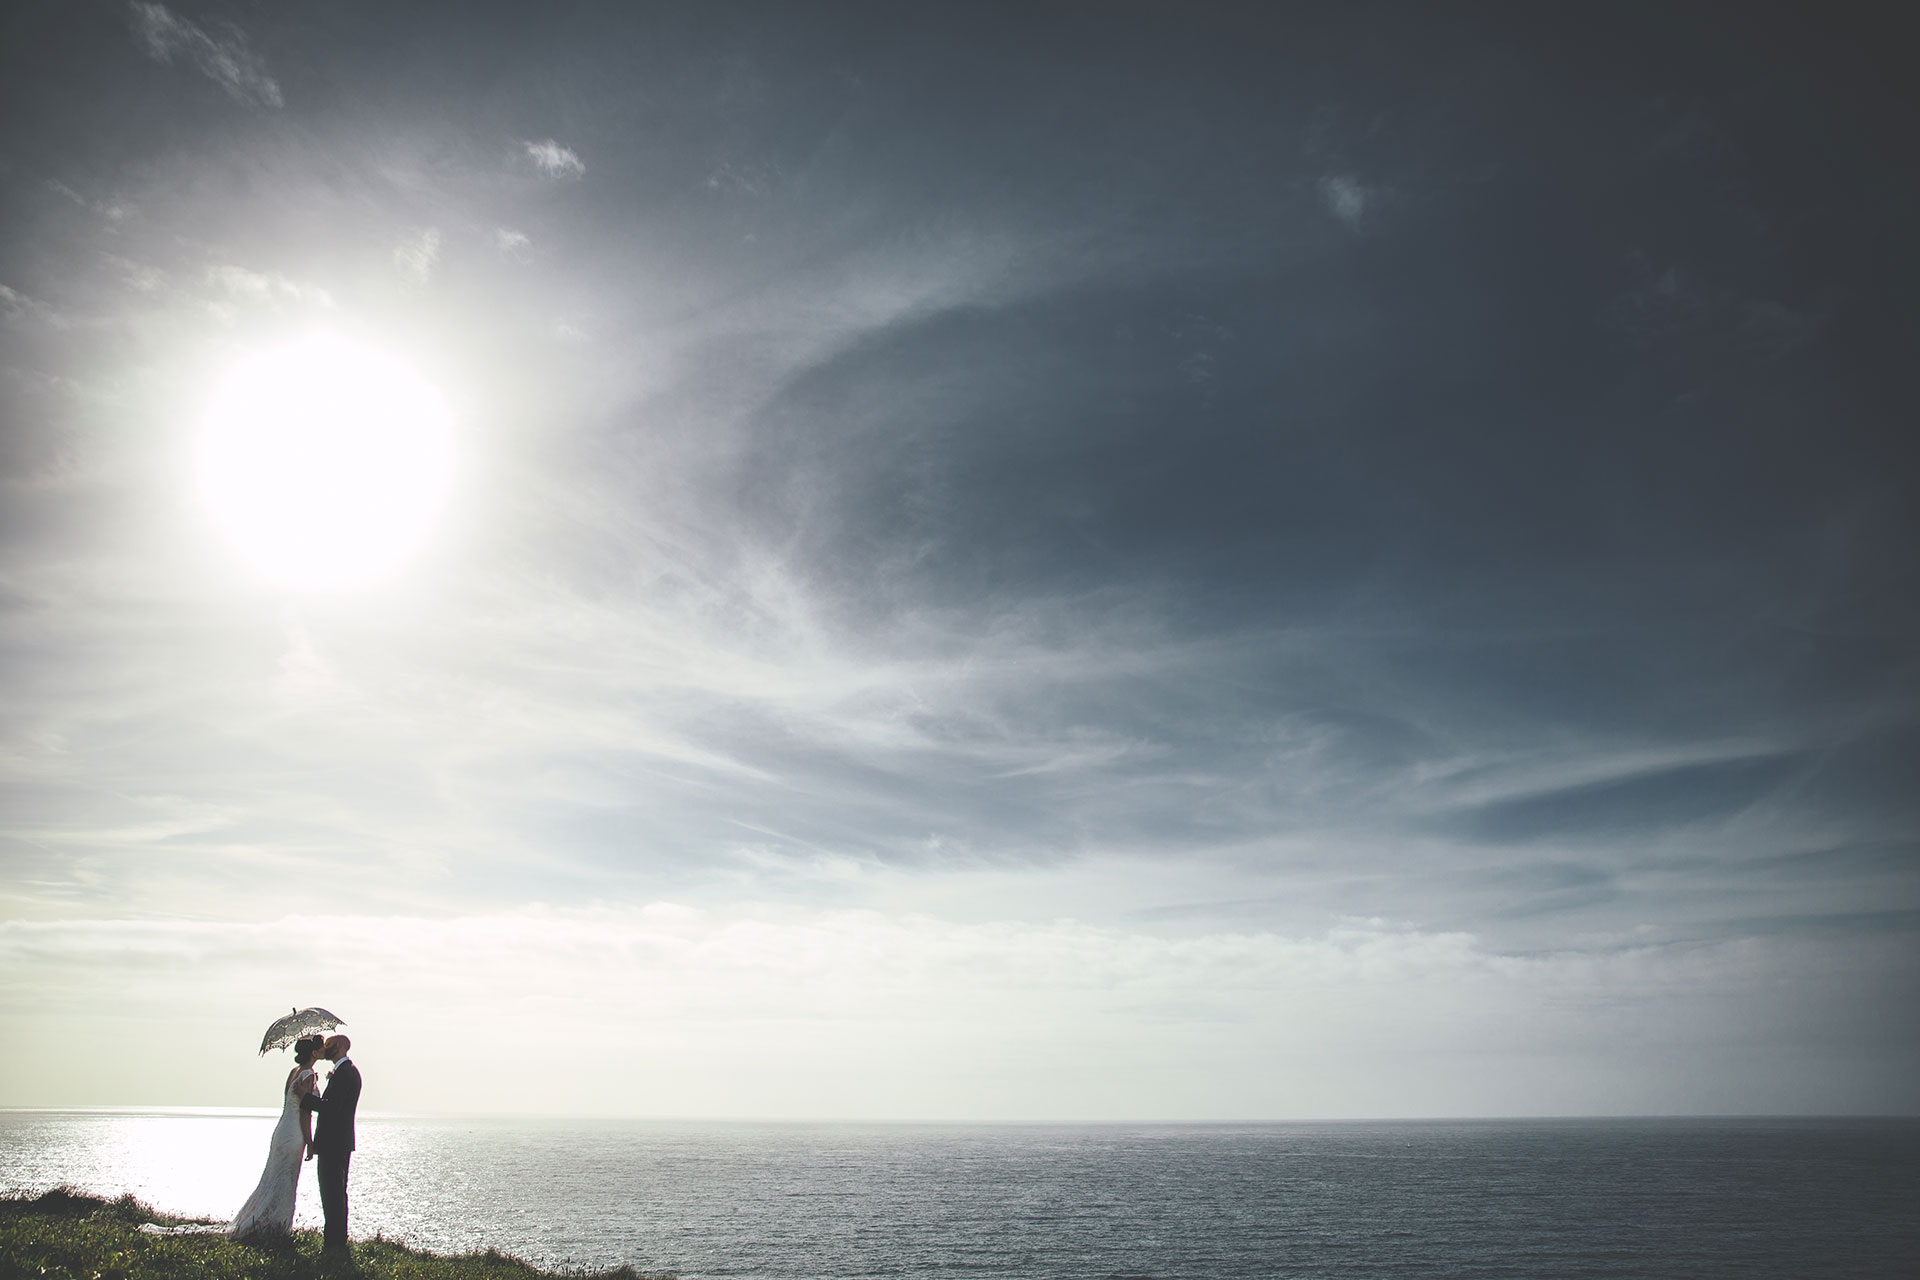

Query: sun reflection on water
[[0, 1110, 322, 1230]]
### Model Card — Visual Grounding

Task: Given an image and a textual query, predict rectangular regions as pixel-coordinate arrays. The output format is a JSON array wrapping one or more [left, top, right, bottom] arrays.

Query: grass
[[0, 1189, 673, 1280]]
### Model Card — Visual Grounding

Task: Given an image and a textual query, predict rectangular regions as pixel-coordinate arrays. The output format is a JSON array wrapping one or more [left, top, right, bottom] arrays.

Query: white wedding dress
[[229, 1066, 314, 1239]]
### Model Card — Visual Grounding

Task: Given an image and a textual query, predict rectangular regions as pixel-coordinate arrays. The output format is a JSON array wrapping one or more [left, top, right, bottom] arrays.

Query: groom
[[304, 1035, 361, 1253]]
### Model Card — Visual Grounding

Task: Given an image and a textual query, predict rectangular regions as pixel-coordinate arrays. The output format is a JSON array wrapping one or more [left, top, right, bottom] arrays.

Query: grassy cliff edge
[[0, 1190, 674, 1280]]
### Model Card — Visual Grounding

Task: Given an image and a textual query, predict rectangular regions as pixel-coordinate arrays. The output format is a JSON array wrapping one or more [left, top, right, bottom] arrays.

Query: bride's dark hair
[[293, 1035, 323, 1066]]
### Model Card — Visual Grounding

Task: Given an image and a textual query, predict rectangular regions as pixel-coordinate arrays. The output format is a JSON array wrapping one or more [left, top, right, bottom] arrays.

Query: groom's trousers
[[317, 1150, 350, 1251]]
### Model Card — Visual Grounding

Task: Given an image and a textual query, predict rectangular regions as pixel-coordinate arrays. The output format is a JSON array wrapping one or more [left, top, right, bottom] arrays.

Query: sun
[[199, 335, 454, 589]]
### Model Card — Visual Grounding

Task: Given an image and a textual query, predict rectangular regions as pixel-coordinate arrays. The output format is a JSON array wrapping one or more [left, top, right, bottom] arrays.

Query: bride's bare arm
[[295, 1071, 316, 1151]]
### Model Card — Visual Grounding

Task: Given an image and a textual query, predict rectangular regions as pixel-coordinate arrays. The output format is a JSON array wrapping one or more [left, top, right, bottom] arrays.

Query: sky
[[1, 0, 1916, 1120]]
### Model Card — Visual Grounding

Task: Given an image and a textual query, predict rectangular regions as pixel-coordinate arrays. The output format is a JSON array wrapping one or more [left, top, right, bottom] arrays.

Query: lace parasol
[[257, 1006, 346, 1055]]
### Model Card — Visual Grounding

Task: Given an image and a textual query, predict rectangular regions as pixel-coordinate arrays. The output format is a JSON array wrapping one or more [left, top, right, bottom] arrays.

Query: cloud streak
[[128, 2, 282, 108]]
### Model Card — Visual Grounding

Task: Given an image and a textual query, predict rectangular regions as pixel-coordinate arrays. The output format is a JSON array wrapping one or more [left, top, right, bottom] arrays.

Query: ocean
[[3, 1111, 1917, 1278]]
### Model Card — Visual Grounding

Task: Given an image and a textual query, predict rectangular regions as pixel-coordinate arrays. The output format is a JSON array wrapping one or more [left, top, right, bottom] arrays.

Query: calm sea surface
[[3, 1112, 1917, 1279]]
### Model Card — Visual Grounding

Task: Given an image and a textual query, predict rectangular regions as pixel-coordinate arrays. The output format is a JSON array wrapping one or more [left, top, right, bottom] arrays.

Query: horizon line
[[5, 1106, 1915, 1125]]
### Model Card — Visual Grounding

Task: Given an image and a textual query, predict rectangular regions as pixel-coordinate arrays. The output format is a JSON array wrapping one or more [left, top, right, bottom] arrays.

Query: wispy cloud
[[393, 227, 442, 283], [0, 283, 66, 328], [1317, 174, 1369, 229], [524, 139, 585, 178], [127, 2, 282, 108], [205, 264, 331, 309]]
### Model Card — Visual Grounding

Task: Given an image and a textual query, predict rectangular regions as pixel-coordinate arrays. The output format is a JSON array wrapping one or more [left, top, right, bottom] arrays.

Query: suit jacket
[[308, 1059, 361, 1155]]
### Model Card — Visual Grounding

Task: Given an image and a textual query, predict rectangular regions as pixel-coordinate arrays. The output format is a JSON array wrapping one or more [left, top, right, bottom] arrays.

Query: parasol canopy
[[258, 1006, 346, 1055]]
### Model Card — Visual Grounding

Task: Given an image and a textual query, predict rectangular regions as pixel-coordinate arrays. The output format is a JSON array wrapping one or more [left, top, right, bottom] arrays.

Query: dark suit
[[306, 1058, 361, 1251]]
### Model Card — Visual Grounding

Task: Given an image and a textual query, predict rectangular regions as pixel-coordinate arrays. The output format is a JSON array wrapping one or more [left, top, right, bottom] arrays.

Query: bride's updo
[[292, 1035, 323, 1066]]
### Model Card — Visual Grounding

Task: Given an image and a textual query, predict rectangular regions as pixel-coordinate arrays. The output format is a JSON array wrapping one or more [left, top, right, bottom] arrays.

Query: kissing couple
[[229, 1032, 362, 1252]]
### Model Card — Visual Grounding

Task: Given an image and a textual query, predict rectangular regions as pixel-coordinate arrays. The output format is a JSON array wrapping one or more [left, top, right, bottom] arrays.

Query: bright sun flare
[[199, 335, 454, 589]]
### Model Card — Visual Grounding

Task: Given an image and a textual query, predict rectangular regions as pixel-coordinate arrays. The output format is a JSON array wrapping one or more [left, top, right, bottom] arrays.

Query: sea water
[[3, 1112, 1917, 1278]]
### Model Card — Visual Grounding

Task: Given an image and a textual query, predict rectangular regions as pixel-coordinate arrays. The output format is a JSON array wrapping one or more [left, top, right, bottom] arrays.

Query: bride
[[229, 1033, 322, 1239]]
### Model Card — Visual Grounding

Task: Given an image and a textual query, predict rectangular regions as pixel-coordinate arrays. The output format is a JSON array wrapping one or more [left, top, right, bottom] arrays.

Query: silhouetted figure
[[304, 1035, 361, 1253]]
